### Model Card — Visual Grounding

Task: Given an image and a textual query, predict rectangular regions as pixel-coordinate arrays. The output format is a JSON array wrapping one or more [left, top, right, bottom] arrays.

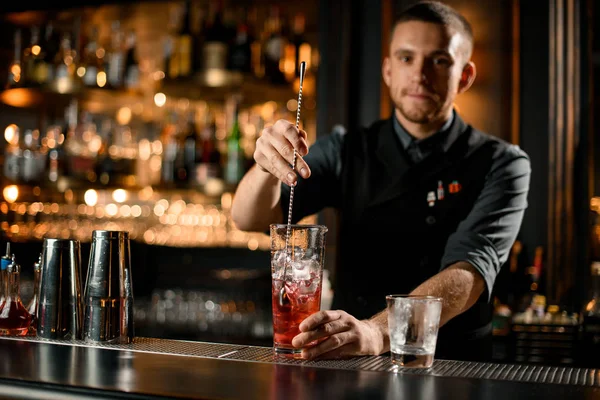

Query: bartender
[[230, 1, 531, 362]]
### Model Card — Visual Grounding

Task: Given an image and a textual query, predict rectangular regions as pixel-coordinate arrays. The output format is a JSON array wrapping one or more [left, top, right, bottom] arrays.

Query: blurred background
[[0, 0, 597, 367]]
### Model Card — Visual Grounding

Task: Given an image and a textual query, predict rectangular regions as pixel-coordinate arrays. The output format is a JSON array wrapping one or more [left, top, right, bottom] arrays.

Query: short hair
[[393, 1, 474, 59]]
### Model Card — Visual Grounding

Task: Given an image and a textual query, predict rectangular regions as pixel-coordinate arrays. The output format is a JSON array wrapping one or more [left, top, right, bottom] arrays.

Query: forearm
[[409, 261, 485, 326], [365, 261, 485, 354], [230, 165, 284, 231]]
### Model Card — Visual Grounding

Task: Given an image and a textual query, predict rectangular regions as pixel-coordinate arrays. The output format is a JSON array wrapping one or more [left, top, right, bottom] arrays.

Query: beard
[[395, 100, 440, 124]]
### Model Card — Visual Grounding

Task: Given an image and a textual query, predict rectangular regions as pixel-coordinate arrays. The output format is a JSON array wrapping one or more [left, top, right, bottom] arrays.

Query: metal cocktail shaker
[[83, 230, 134, 343], [37, 238, 83, 340]]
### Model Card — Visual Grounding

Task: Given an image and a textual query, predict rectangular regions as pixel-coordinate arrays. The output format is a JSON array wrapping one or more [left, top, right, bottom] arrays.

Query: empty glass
[[386, 295, 442, 369]]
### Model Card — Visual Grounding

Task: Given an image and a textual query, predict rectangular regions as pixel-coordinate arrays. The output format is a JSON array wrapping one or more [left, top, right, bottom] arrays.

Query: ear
[[382, 57, 391, 87], [457, 61, 476, 94]]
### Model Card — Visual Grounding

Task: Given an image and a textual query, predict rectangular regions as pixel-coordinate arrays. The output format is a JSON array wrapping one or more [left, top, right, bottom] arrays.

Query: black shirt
[[281, 112, 531, 301]]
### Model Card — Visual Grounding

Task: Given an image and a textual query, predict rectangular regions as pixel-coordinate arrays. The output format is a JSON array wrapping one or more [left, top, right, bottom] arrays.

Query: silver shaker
[[83, 230, 134, 343], [37, 238, 83, 340]]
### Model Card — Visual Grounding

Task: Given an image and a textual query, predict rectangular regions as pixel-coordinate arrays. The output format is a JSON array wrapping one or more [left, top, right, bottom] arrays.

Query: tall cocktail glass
[[270, 224, 328, 357]]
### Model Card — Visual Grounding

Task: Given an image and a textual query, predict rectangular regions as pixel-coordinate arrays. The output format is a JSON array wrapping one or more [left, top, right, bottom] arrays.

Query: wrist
[[364, 318, 389, 355]]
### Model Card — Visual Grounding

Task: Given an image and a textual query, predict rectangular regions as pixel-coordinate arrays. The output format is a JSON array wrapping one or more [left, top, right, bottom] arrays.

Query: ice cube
[[272, 249, 289, 266], [290, 246, 305, 261], [298, 276, 320, 295], [291, 260, 311, 281]]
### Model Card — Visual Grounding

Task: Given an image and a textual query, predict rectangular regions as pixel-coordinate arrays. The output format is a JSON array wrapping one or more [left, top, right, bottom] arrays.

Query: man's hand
[[254, 119, 311, 186], [291, 310, 387, 360]]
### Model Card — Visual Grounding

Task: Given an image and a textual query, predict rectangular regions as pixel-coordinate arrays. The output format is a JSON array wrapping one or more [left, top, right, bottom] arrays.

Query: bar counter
[[0, 336, 598, 399]]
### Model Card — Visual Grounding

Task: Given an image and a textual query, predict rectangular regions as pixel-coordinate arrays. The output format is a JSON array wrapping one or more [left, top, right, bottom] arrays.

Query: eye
[[433, 57, 451, 66], [398, 55, 411, 63]]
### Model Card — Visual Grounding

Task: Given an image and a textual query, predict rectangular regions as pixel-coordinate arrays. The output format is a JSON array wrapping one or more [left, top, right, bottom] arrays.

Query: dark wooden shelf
[[0, 83, 145, 111], [0, 71, 311, 112], [160, 72, 304, 108]]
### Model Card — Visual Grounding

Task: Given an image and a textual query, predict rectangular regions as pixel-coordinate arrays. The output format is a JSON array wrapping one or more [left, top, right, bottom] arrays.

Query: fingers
[[255, 142, 297, 186], [292, 318, 350, 348], [254, 120, 311, 184], [299, 310, 344, 332], [301, 331, 354, 360], [280, 123, 309, 157]]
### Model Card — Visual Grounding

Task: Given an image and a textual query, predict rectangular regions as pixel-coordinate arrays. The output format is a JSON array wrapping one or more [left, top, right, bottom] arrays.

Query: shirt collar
[[392, 111, 455, 151]]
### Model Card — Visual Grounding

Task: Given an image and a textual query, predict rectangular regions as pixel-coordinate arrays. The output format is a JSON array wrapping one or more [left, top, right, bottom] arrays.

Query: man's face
[[382, 21, 475, 125]]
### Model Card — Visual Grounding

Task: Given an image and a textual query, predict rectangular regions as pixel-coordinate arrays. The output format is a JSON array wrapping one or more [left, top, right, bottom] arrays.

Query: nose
[[409, 59, 429, 84]]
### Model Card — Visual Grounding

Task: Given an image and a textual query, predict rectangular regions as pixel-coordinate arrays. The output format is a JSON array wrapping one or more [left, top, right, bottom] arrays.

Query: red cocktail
[[272, 274, 322, 351], [270, 224, 328, 357]]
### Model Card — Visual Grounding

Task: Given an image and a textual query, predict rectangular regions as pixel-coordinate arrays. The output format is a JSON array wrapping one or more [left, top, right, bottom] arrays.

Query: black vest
[[331, 114, 511, 360]]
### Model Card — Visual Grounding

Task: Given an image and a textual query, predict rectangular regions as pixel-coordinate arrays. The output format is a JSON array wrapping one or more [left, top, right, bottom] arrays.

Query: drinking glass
[[386, 294, 442, 369], [270, 224, 328, 357]]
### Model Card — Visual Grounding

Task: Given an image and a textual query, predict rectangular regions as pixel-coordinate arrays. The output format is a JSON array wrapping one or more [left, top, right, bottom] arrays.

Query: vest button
[[426, 216, 436, 225]]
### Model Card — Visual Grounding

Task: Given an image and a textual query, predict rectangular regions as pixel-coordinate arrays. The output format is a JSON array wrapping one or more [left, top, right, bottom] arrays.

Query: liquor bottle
[[161, 112, 178, 186], [263, 6, 287, 85], [197, 111, 222, 186], [291, 13, 309, 78], [183, 112, 199, 185], [34, 23, 56, 86], [176, 0, 193, 78], [191, 1, 206, 74], [203, 0, 229, 72], [224, 100, 245, 184], [23, 26, 42, 86], [81, 25, 102, 87], [95, 119, 116, 186], [164, 5, 180, 79], [106, 20, 125, 88], [26, 253, 41, 334], [0, 255, 32, 336], [579, 261, 600, 367], [123, 29, 140, 90], [7, 29, 23, 88], [53, 31, 75, 84], [228, 14, 252, 73]]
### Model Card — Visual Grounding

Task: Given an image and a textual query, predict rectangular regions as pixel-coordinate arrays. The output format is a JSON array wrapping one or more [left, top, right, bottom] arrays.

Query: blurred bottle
[[7, 29, 23, 88], [34, 23, 57, 85], [190, 1, 206, 73], [124, 29, 140, 90], [81, 25, 103, 87], [161, 112, 178, 186], [95, 119, 116, 186], [263, 6, 286, 85], [3, 125, 21, 182], [228, 11, 252, 73], [291, 13, 309, 78], [53, 31, 76, 89], [23, 26, 42, 86], [202, 0, 229, 72], [176, 0, 193, 78], [46, 123, 67, 182], [106, 20, 125, 88], [196, 111, 222, 186], [224, 99, 245, 184], [164, 5, 180, 79], [21, 129, 44, 183], [183, 112, 199, 185]]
